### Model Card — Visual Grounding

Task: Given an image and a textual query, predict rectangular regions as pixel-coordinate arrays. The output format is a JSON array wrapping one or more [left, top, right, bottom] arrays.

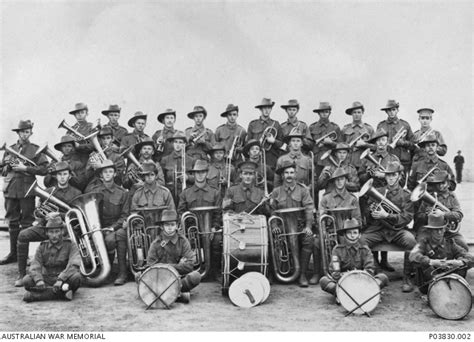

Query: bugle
[[58, 119, 87, 142], [320, 149, 341, 167], [314, 131, 337, 145], [360, 148, 386, 172], [0, 143, 37, 167], [388, 127, 407, 149], [348, 132, 370, 148], [417, 164, 440, 184]]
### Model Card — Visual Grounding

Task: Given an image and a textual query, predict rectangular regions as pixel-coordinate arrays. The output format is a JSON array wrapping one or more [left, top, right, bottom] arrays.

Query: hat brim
[[424, 224, 447, 229], [50, 167, 71, 174], [187, 111, 207, 119], [329, 172, 349, 181], [368, 134, 388, 144], [281, 104, 300, 109], [96, 164, 116, 172], [345, 106, 364, 115], [255, 102, 275, 109], [243, 141, 261, 156], [380, 105, 399, 111], [54, 141, 77, 151], [127, 115, 147, 127], [69, 108, 88, 115], [166, 136, 187, 143], [313, 107, 332, 113], [283, 135, 304, 143], [220, 107, 239, 117], [275, 164, 297, 175], [41, 224, 65, 230], [12, 127, 33, 132], [417, 140, 438, 147], [157, 112, 176, 123], [134, 141, 155, 154], [189, 168, 209, 173], [101, 110, 121, 116]]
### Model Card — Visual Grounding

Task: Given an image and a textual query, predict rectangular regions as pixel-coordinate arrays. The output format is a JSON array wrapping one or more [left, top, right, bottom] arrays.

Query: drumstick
[[337, 283, 372, 317], [344, 290, 381, 317]]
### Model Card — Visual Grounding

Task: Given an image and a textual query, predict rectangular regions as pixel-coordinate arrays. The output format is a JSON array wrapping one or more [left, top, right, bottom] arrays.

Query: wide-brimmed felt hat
[[220, 104, 239, 117], [243, 139, 261, 156], [283, 129, 305, 143], [101, 104, 121, 116], [189, 159, 209, 173], [138, 161, 158, 175], [157, 108, 176, 124], [417, 133, 439, 147], [426, 170, 449, 183], [338, 218, 362, 233], [127, 111, 147, 127], [209, 143, 226, 153], [313, 102, 332, 113], [54, 135, 77, 151], [96, 159, 116, 172], [187, 106, 207, 119], [98, 127, 113, 137], [166, 131, 187, 143], [380, 99, 399, 111], [134, 138, 155, 155], [281, 99, 300, 109], [345, 101, 364, 115], [69, 103, 88, 115], [424, 213, 447, 229], [368, 128, 389, 144], [382, 161, 404, 174], [333, 142, 351, 152], [50, 161, 71, 174], [12, 120, 34, 132], [255, 98, 275, 109], [237, 160, 258, 173], [160, 209, 178, 223], [41, 215, 65, 230], [329, 167, 349, 181], [417, 108, 434, 115], [275, 160, 297, 175]]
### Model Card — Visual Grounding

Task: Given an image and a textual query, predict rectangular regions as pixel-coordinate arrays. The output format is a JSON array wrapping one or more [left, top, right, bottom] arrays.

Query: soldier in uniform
[[280, 99, 313, 151], [207, 143, 236, 197], [152, 108, 178, 162], [274, 130, 313, 188], [247, 98, 284, 170], [215, 104, 247, 160], [412, 108, 447, 162], [453, 150, 464, 184], [22, 215, 82, 302], [376, 99, 414, 173], [360, 161, 417, 292], [15, 161, 81, 287], [0, 120, 48, 265], [270, 161, 319, 287], [309, 102, 342, 177], [409, 213, 473, 295], [222, 161, 270, 216], [145, 209, 202, 303], [120, 111, 150, 152], [67, 102, 94, 138], [101, 104, 128, 144], [341, 101, 375, 171], [243, 139, 273, 194], [318, 143, 360, 194], [85, 159, 130, 285], [177, 160, 222, 280], [185, 106, 215, 161], [414, 171, 467, 251], [320, 218, 389, 297]]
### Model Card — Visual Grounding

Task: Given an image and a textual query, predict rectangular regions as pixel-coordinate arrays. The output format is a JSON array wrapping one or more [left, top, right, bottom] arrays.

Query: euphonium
[[120, 145, 143, 183], [267, 208, 303, 283], [180, 211, 203, 269], [359, 179, 401, 214], [388, 127, 407, 149], [58, 119, 87, 142], [26, 180, 72, 219], [314, 131, 337, 145], [360, 148, 386, 172], [126, 213, 157, 277], [0, 143, 38, 167], [259, 123, 278, 151], [65, 192, 111, 287], [86, 130, 107, 162], [320, 149, 341, 167], [319, 213, 337, 276]]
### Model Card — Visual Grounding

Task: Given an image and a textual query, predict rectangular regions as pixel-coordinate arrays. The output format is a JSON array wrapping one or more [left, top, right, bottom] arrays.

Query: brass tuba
[[26, 180, 72, 220], [65, 192, 111, 287], [58, 119, 87, 142], [0, 143, 37, 167], [267, 207, 304, 283]]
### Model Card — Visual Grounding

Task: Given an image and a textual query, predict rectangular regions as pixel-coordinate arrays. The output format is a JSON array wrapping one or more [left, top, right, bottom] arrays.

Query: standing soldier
[[376, 99, 414, 173], [120, 111, 150, 152], [341, 101, 374, 171], [22, 215, 82, 302], [242, 139, 273, 194], [152, 108, 178, 162], [215, 104, 247, 161], [67, 102, 94, 138], [309, 102, 341, 177], [185, 106, 215, 161], [15, 161, 81, 287], [453, 150, 465, 184], [247, 98, 284, 170], [207, 143, 236, 197], [412, 108, 447, 162], [280, 99, 313, 151], [101, 104, 128, 144], [0, 120, 48, 265]]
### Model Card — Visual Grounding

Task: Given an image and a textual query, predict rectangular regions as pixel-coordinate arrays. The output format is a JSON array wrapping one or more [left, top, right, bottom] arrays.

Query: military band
[[1, 97, 470, 318]]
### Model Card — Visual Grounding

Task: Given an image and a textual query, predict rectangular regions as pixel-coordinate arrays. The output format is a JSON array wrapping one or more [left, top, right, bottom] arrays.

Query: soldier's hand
[[53, 280, 63, 292], [332, 272, 341, 281], [374, 170, 385, 178], [12, 162, 27, 172], [303, 227, 313, 236], [355, 139, 366, 148], [35, 280, 46, 290], [210, 227, 216, 241], [265, 135, 275, 144], [431, 209, 444, 217], [323, 137, 333, 145], [222, 198, 232, 209], [429, 259, 444, 268], [272, 226, 281, 235], [445, 259, 464, 268]]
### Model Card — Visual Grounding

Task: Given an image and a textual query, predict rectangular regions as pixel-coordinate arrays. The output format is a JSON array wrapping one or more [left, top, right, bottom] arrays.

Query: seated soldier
[[320, 218, 389, 296], [243, 139, 273, 193], [145, 209, 201, 303], [22, 215, 82, 302], [409, 213, 473, 295]]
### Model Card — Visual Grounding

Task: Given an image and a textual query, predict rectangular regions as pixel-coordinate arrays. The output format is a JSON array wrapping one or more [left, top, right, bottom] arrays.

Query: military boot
[[23, 288, 57, 302], [380, 251, 395, 272], [402, 252, 414, 293], [309, 246, 321, 285], [0, 227, 20, 265], [114, 241, 128, 286], [298, 249, 311, 288], [176, 292, 190, 304]]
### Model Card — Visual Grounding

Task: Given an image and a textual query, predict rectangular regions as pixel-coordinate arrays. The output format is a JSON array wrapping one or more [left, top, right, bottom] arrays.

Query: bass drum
[[428, 273, 472, 320], [137, 264, 182, 309], [222, 213, 268, 295], [336, 270, 381, 315]]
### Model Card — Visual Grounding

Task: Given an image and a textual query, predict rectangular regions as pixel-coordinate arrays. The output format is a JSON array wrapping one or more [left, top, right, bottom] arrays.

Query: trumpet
[[320, 149, 341, 168], [416, 128, 435, 144], [360, 148, 386, 172], [348, 132, 370, 148], [417, 164, 440, 184], [359, 178, 401, 214], [259, 123, 277, 151], [58, 119, 87, 142], [26, 180, 72, 220], [314, 131, 337, 145], [0, 143, 38, 167], [388, 127, 407, 149]]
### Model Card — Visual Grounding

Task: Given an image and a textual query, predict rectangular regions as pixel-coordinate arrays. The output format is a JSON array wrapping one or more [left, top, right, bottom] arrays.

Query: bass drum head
[[229, 276, 265, 308], [336, 271, 380, 315], [428, 274, 472, 320], [241, 272, 270, 303], [137, 264, 182, 309]]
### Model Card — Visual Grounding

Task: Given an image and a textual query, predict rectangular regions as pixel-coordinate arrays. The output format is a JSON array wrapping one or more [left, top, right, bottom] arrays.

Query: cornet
[[360, 148, 386, 172], [314, 131, 337, 145], [155, 133, 165, 153], [259, 123, 278, 151], [388, 127, 407, 149], [58, 119, 87, 142], [0, 143, 38, 167], [320, 149, 341, 168]]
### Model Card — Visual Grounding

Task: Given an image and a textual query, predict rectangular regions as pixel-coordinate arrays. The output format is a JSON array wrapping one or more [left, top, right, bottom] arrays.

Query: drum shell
[[428, 273, 472, 320], [336, 270, 381, 315], [137, 264, 182, 309]]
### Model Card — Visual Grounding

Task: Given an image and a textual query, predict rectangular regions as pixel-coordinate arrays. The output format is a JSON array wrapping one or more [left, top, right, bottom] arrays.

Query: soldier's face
[[163, 221, 178, 236], [283, 168, 296, 182], [18, 129, 33, 141], [437, 181, 449, 193], [318, 110, 331, 120], [431, 227, 445, 243], [193, 113, 205, 125], [74, 110, 88, 122], [173, 139, 185, 152], [107, 112, 120, 125], [140, 145, 154, 159], [351, 109, 364, 121], [418, 115, 432, 128], [164, 115, 175, 127], [47, 228, 63, 244], [334, 176, 346, 190], [260, 106, 272, 117], [248, 146, 261, 158], [194, 170, 207, 183], [376, 136, 388, 150], [56, 170, 71, 186], [385, 108, 398, 119], [344, 228, 360, 242], [100, 135, 113, 147], [144, 172, 156, 184], [285, 107, 298, 118], [385, 172, 400, 186], [336, 150, 348, 162], [241, 171, 255, 185], [101, 167, 116, 182], [60, 143, 75, 156], [213, 150, 225, 161], [424, 142, 438, 155], [226, 111, 238, 124], [289, 138, 302, 150], [134, 119, 146, 132]]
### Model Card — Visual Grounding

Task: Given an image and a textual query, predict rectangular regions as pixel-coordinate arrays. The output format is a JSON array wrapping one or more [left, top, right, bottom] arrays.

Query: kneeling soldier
[[146, 209, 201, 303], [320, 218, 389, 296], [22, 215, 82, 302]]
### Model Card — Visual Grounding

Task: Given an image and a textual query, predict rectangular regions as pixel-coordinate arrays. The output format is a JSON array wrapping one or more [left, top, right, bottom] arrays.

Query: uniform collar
[[286, 118, 299, 126], [351, 122, 363, 128], [16, 140, 30, 148], [288, 151, 302, 159], [387, 117, 399, 124], [193, 183, 210, 192], [133, 129, 146, 136], [387, 184, 401, 195], [331, 187, 349, 199], [226, 122, 238, 129], [426, 155, 439, 163], [172, 150, 183, 158], [259, 116, 272, 124], [163, 127, 175, 134], [144, 181, 158, 193], [192, 125, 205, 132], [318, 119, 329, 127], [102, 182, 116, 192], [240, 182, 253, 192], [284, 182, 296, 192], [374, 150, 388, 158], [160, 232, 179, 245], [47, 239, 65, 250]]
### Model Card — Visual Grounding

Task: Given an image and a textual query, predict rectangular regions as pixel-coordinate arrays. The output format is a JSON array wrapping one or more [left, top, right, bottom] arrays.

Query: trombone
[[314, 131, 337, 145], [174, 147, 187, 196], [388, 127, 407, 149], [259, 123, 277, 151]]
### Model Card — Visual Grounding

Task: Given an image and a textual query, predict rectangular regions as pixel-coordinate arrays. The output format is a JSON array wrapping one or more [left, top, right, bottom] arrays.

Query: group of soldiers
[[0, 98, 472, 305]]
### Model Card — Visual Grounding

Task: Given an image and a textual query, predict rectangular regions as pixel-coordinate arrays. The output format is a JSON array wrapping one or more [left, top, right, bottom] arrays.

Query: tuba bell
[[267, 207, 304, 283], [65, 192, 111, 287], [35, 143, 60, 163]]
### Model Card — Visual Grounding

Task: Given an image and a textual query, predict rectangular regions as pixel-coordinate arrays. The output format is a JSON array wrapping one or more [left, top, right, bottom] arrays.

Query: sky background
[[1, 1, 472, 175]]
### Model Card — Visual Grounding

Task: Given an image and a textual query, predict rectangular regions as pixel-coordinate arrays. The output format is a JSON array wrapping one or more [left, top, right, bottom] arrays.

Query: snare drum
[[336, 270, 381, 315], [428, 273, 472, 320], [137, 264, 182, 309], [222, 213, 268, 294]]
